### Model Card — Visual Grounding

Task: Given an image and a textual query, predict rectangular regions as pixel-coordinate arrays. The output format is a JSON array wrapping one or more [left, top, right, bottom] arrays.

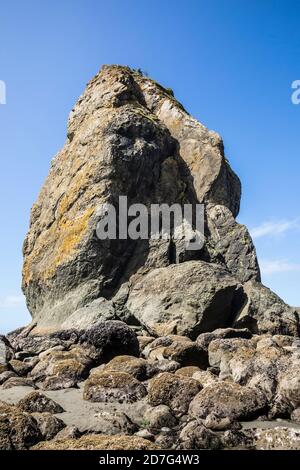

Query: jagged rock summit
[[22, 65, 298, 337]]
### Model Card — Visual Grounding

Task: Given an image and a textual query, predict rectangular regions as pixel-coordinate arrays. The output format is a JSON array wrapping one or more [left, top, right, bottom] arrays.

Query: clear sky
[[0, 0, 300, 333]]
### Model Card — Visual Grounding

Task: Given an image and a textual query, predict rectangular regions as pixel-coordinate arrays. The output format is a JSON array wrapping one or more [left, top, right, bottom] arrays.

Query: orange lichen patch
[[53, 207, 94, 265], [57, 162, 95, 216], [23, 206, 95, 286]]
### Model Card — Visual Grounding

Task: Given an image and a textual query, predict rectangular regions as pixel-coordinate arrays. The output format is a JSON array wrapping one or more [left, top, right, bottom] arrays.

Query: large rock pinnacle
[[22, 65, 298, 336]]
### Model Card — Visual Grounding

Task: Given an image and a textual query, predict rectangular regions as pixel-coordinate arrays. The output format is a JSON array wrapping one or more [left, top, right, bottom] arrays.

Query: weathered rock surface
[[83, 370, 147, 403], [207, 334, 300, 410], [0, 336, 13, 373], [0, 401, 41, 450], [2, 377, 35, 389], [86, 410, 137, 435], [127, 261, 241, 338], [142, 334, 207, 368], [102, 355, 153, 380], [234, 281, 299, 335], [196, 327, 252, 351], [78, 320, 140, 362], [143, 405, 177, 430], [32, 434, 159, 450], [9, 359, 34, 376], [18, 391, 64, 413], [179, 420, 222, 449], [61, 298, 116, 329], [31, 412, 66, 440], [21, 64, 261, 332], [148, 372, 201, 417], [0, 371, 17, 385], [189, 382, 267, 421], [29, 346, 93, 390], [206, 204, 260, 283], [254, 427, 300, 450]]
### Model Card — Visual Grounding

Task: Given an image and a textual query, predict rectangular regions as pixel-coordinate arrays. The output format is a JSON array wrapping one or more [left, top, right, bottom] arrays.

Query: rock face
[[22, 64, 274, 333]]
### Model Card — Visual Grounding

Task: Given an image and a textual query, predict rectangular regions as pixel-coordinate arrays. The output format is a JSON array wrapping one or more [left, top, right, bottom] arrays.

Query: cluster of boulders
[[1, 320, 300, 450]]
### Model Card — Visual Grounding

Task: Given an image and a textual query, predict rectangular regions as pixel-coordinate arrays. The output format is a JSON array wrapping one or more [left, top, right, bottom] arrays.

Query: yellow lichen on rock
[[23, 206, 95, 285]]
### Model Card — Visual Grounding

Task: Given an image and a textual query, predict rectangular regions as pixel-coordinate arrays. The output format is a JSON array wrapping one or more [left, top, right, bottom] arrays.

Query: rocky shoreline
[[1, 321, 300, 450]]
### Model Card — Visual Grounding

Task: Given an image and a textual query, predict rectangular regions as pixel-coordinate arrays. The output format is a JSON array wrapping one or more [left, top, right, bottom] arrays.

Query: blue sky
[[0, 0, 300, 333]]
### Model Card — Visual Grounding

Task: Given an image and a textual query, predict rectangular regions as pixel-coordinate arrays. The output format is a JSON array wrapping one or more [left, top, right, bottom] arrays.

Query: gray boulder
[[18, 391, 64, 413], [83, 370, 147, 403], [0, 336, 13, 373], [127, 260, 241, 338], [189, 382, 267, 421], [234, 281, 299, 335]]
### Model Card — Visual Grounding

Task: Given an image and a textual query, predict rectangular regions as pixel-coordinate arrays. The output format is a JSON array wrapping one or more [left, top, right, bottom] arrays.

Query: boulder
[[29, 346, 93, 390], [191, 369, 218, 388], [53, 425, 81, 441], [189, 382, 267, 421], [234, 281, 299, 335], [61, 298, 116, 329], [135, 429, 155, 441], [83, 370, 147, 403], [0, 336, 13, 373], [254, 427, 300, 450], [18, 391, 64, 413], [79, 320, 140, 362], [149, 359, 180, 374], [143, 405, 177, 430], [179, 421, 222, 449], [277, 364, 300, 408], [9, 359, 34, 376], [2, 377, 36, 389], [31, 412, 66, 440], [143, 335, 207, 368], [143, 335, 192, 358], [127, 261, 241, 338], [196, 327, 252, 351], [83, 410, 137, 435], [148, 372, 201, 417], [0, 401, 41, 450], [102, 355, 153, 380], [203, 413, 235, 431], [175, 366, 201, 378], [0, 371, 17, 385], [9, 334, 69, 356]]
